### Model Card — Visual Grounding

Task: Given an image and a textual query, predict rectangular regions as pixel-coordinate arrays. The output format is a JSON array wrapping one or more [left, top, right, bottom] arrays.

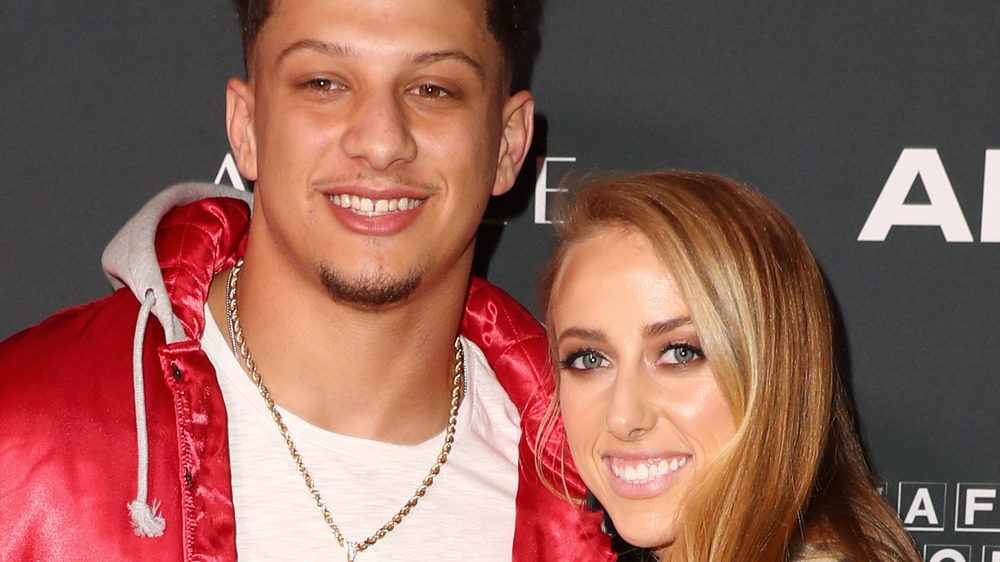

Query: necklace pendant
[[345, 541, 359, 562]]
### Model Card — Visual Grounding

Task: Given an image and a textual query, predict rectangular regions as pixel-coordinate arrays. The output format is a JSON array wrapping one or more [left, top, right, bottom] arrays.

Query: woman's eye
[[563, 350, 608, 370], [661, 344, 703, 365]]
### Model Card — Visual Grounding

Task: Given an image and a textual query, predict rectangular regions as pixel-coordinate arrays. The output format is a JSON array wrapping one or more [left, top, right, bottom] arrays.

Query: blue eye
[[561, 350, 609, 370], [660, 344, 703, 365]]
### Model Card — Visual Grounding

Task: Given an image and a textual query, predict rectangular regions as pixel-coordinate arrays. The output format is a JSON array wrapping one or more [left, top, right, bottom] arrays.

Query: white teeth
[[611, 457, 690, 484], [326, 193, 424, 216]]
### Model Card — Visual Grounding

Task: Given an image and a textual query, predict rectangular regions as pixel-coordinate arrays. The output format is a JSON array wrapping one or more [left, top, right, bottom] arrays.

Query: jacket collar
[[102, 183, 252, 344]]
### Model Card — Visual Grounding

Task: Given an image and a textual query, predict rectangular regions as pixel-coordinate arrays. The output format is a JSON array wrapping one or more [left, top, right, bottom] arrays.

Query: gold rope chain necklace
[[225, 258, 464, 562]]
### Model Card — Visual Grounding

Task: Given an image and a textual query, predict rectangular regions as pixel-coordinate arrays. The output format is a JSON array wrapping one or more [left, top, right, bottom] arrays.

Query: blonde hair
[[537, 171, 919, 561]]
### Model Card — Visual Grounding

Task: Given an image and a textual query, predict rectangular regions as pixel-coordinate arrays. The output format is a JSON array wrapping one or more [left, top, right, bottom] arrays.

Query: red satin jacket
[[0, 194, 614, 561]]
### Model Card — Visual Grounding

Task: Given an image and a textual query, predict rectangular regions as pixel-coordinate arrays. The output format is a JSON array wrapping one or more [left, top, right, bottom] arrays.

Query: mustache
[[310, 172, 438, 193]]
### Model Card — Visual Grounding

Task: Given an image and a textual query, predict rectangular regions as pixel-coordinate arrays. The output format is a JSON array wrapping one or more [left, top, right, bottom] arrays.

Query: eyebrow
[[556, 327, 607, 346], [407, 50, 485, 84], [642, 317, 694, 338], [275, 39, 486, 84], [556, 316, 692, 345], [556, 316, 694, 346], [276, 39, 359, 67]]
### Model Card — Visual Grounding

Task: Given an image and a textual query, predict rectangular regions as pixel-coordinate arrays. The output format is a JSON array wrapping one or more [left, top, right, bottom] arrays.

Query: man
[[0, 0, 614, 560]]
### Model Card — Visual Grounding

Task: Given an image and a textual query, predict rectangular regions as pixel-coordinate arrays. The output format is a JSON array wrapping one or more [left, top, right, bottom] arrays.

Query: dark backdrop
[[3, 3, 998, 559]]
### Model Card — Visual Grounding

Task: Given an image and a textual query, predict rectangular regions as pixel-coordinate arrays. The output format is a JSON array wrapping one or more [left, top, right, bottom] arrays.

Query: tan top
[[794, 543, 848, 562]]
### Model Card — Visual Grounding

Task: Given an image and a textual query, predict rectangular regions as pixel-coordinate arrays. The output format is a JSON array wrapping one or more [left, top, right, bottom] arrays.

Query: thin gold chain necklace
[[225, 258, 464, 561]]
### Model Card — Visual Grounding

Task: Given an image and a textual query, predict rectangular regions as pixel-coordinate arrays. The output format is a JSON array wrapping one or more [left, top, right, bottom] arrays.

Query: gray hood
[[102, 182, 253, 344]]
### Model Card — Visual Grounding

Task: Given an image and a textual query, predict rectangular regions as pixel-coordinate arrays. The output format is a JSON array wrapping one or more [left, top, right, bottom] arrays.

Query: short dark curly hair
[[231, 0, 541, 86]]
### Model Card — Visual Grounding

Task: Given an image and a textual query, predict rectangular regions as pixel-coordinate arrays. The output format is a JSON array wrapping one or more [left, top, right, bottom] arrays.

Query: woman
[[538, 171, 919, 561]]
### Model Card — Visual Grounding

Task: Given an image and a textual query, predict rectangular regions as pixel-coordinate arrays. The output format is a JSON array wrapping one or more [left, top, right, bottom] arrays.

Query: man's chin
[[318, 266, 421, 308]]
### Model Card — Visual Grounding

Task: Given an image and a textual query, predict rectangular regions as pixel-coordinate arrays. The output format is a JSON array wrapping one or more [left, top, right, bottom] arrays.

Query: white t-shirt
[[202, 304, 521, 561]]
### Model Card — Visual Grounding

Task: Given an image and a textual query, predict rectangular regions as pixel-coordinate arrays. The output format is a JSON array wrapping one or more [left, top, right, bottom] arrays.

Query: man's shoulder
[[0, 288, 144, 458], [0, 288, 148, 402], [0, 288, 195, 561], [0, 289, 140, 361], [0, 285, 175, 469]]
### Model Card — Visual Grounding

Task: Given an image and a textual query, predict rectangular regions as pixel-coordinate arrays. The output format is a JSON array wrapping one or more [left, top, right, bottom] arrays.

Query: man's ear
[[226, 77, 258, 181], [492, 90, 535, 196]]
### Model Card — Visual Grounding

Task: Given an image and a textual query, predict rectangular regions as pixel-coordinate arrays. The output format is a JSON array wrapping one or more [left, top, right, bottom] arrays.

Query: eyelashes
[[560, 349, 610, 371], [659, 343, 704, 366], [559, 342, 705, 372], [296, 78, 459, 103], [408, 83, 456, 99]]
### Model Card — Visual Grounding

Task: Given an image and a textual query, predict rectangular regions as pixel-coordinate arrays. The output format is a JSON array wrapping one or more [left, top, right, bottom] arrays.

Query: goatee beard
[[318, 265, 421, 307]]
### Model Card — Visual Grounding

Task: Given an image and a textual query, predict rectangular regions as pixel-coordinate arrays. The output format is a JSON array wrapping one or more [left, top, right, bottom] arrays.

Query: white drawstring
[[128, 289, 166, 538]]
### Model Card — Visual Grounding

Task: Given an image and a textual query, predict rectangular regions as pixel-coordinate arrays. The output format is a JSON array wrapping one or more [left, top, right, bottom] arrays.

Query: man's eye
[[563, 350, 608, 370], [660, 344, 704, 365], [413, 84, 449, 98], [306, 78, 342, 92]]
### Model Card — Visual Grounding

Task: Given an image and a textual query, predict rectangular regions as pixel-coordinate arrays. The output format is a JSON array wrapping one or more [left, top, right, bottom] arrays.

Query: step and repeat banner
[[2, 3, 998, 559]]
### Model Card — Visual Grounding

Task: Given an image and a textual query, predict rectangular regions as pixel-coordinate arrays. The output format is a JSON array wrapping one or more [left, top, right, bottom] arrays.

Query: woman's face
[[551, 228, 737, 550]]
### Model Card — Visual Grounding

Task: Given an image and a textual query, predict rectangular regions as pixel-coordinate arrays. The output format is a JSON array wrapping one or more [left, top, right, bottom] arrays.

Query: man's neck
[[206, 254, 469, 445]]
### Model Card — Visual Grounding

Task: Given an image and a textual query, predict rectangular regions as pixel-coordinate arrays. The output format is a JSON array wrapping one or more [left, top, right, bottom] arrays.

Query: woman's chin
[[608, 513, 674, 551]]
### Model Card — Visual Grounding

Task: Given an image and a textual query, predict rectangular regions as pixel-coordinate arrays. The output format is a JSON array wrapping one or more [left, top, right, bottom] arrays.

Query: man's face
[[227, 0, 533, 306]]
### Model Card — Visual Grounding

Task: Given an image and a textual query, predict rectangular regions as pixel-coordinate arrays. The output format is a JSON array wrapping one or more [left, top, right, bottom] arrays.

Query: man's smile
[[327, 193, 426, 216]]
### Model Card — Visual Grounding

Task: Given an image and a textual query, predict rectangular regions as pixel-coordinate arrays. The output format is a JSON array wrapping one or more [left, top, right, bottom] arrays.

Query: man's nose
[[340, 89, 418, 171]]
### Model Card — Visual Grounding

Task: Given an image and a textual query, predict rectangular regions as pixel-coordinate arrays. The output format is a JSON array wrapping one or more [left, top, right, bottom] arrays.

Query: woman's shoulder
[[793, 543, 850, 562], [789, 518, 853, 562]]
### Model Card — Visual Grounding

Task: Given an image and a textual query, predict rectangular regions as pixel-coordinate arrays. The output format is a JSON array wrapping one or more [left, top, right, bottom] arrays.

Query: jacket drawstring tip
[[128, 499, 166, 537]]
